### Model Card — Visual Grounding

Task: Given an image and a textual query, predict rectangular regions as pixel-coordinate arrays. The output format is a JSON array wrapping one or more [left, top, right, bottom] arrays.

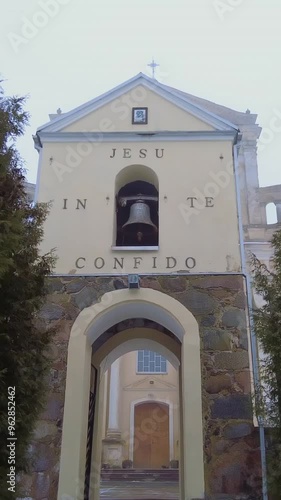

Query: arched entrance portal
[[57, 288, 204, 500]]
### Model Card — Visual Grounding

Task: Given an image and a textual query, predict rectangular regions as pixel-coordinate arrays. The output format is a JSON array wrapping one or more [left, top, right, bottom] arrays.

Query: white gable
[[36, 73, 238, 136]]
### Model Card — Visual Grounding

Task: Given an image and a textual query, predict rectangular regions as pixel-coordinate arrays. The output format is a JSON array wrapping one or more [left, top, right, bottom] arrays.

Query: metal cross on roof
[[147, 58, 160, 79]]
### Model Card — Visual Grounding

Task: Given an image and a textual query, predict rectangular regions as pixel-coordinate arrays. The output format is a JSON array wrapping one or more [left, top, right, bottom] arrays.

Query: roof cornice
[[37, 130, 238, 144]]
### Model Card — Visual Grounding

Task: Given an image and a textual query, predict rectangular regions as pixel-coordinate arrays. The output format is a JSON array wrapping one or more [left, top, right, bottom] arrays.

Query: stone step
[[101, 468, 179, 482]]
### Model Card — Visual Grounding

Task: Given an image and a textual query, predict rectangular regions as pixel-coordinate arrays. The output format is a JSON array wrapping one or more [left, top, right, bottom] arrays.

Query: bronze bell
[[122, 200, 157, 235]]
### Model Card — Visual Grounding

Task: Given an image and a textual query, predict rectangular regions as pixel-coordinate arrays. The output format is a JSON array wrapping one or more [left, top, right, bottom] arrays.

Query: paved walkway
[[100, 481, 179, 499]]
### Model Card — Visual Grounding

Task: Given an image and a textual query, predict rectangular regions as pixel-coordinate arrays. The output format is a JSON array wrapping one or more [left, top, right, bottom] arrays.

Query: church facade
[[24, 74, 281, 499]]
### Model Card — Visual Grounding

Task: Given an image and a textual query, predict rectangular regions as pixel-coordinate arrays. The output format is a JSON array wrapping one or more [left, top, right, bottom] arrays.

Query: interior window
[[137, 350, 167, 373]]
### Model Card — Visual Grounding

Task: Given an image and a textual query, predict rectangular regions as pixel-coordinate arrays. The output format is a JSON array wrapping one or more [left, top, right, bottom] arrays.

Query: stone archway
[[57, 288, 204, 500]]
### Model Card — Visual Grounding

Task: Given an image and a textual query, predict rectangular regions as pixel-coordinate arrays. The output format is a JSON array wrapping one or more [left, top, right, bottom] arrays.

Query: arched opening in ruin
[[266, 202, 277, 224]]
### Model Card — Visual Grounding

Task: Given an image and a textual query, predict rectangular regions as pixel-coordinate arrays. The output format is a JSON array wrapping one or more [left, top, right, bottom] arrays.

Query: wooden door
[[133, 402, 169, 469]]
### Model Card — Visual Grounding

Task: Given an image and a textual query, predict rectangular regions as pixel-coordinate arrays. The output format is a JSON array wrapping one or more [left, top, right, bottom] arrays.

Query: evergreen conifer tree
[[252, 230, 281, 497], [0, 86, 54, 498]]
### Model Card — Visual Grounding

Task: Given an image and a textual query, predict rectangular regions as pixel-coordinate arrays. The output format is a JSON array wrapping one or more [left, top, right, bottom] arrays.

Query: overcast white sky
[[1, 0, 280, 186]]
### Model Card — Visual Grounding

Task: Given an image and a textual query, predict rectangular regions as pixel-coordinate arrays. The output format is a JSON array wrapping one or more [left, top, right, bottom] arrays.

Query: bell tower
[[30, 73, 263, 500]]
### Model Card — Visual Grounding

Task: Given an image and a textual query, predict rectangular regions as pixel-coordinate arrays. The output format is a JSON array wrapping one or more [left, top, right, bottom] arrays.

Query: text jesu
[[110, 148, 164, 159]]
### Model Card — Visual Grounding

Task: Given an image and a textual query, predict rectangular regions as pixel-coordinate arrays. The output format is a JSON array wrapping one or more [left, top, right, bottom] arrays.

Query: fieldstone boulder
[[235, 371, 251, 394], [46, 278, 65, 293], [158, 276, 187, 292], [35, 472, 50, 497], [213, 439, 230, 454], [201, 315, 216, 327], [239, 329, 248, 350], [222, 308, 246, 328], [199, 275, 244, 291], [113, 278, 127, 290], [211, 394, 252, 419], [233, 291, 246, 309], [204, 329, 232, 351], [39, 304, 65, 321], [214, 351, 249, 370], [41, 396, 63, 421], [206, 374, 232, 394], [223, 423, 252, 439], [71, 285, 98, 309], [33, 421, 58, 440], [66, 279, 86, 293], [178, 290, 216, 315], [32, 444, 53, 472]]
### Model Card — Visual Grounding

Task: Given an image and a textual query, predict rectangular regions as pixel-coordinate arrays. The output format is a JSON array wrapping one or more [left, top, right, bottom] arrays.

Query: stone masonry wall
[[18, 274, 262, 500]]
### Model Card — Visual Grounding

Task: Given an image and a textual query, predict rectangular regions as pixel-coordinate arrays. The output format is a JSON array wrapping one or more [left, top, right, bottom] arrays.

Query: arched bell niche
[[115, 165, 159, 247]]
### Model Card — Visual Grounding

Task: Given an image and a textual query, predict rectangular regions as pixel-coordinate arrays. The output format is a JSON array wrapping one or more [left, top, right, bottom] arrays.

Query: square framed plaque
[[132, 107, 148, 125]]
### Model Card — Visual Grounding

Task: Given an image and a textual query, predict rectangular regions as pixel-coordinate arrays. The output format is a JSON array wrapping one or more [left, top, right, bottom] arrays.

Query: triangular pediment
[[123, 375, 177, 391], [36, 73, 238, 137]]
